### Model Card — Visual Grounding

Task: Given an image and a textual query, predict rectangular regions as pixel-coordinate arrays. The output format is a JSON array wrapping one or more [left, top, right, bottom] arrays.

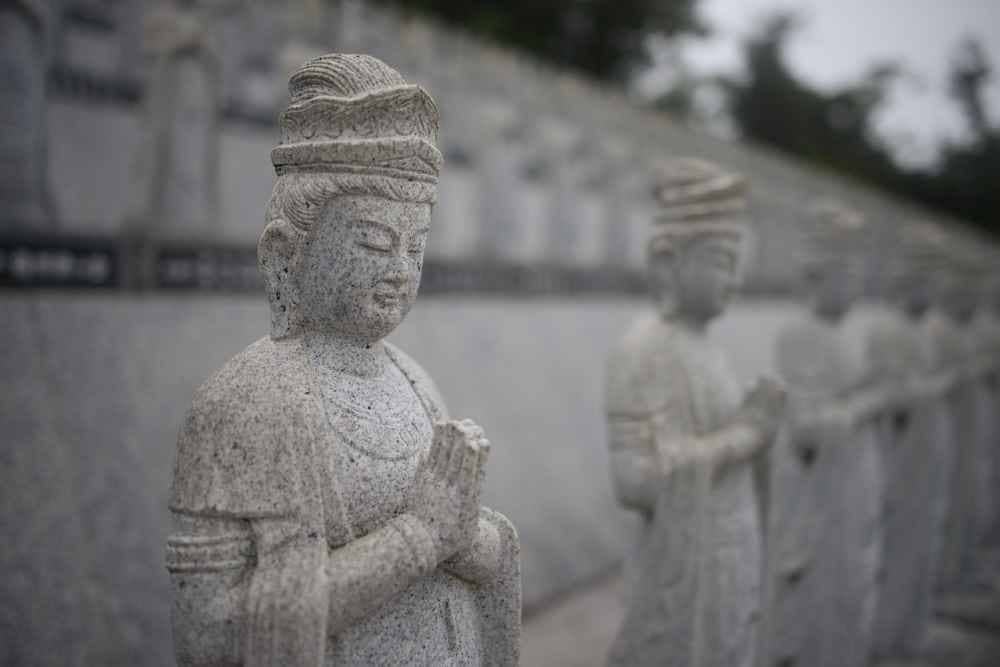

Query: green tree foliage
[[725, 14, 999, 236], [376, 0, 706, 80], [919, 39, 1000, 231], [723, 15, 905, 195]]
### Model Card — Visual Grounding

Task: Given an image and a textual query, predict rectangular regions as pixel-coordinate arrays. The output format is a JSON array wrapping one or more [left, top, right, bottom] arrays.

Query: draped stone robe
[[925, 312, 989, 590], [606, 311, 763, 667], [970, 311, 1000, 549], [166, 337, 519, 666], [861, 308, 951, 658], [765, 312, 883, 667]]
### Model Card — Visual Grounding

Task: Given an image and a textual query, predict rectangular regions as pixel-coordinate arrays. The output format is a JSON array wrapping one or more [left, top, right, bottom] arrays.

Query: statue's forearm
[[608, 418, 661, 513], [323, 513, 439, 635], [168, 510, 442, 648], [699, 422, 765, 470], [657, 422, 764, 478], [902, 372, 953, 404], [841, 384, 896, 426], [442, 514, 503, 585]]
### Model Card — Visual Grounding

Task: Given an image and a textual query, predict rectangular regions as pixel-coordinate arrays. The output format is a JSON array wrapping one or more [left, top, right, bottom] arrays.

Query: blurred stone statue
[[930, 245, 995, 595], [605, 158, 785, 667], [864, 224, 954, 660], [127, 0, 237, 244], [0, 0, 54, 230], [970, 261, 1000, 548], [766, 202, 887, 667], [166, 54, 520, 666]]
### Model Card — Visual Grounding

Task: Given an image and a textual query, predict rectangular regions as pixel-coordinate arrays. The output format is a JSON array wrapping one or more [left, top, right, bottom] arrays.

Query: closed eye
[[358, 240, 392, 252], [354, 220, 395, 252]]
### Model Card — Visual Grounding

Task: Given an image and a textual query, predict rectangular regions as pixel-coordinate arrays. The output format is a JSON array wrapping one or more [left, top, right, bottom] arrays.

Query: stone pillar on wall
[[125, 1, 249, 244], [0, 0, 53, 232], [598, 140, 652, 271], [470, 100, 532, 263], [541, 125, 608, 269], [122, 0, 238, 287]]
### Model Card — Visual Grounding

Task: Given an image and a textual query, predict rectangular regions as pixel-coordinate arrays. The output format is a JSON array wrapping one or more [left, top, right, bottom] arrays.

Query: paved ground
[[522, 570, 1000, 667], [522, 570, 625, 667]]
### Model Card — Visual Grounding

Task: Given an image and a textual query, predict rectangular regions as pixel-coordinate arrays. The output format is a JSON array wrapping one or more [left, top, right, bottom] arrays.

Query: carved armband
[[166, 514, 255, 574]]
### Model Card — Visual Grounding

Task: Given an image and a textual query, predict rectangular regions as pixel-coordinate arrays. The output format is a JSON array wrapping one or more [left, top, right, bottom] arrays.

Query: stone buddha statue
[[605, 158, 785, 667], [923, 244, 984, 593], [165, 54, 520, 667], [970, 258, 1000, 548], [929, 244, 996, 594], [768, 201, 886, 667], [867, 223, 955, 660]]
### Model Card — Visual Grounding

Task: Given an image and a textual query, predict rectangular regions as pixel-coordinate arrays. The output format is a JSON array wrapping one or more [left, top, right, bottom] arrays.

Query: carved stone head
[[937, 243, 985, 323], [258, 54, 441, 342], [800, 200, 867, 320], [647, 158, 748, 324], [887, 222, 947, 315]]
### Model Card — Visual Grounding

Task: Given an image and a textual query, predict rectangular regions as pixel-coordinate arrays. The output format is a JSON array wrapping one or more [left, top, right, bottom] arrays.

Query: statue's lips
[[372, 288, 407, 307]]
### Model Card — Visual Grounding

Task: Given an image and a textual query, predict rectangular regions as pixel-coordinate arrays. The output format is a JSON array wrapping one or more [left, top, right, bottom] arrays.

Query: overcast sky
[[665, 0, 1000, 166]]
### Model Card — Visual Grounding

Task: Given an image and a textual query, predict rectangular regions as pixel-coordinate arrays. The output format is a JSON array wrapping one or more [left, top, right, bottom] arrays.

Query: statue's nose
[[380, 262, 409, 287]]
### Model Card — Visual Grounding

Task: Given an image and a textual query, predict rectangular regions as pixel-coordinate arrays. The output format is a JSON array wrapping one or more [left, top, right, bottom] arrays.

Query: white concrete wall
[[0, 291, 798, 665]]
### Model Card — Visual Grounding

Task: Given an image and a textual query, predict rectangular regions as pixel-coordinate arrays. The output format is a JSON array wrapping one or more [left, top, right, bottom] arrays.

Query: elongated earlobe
[[258, 219, 299, 339]]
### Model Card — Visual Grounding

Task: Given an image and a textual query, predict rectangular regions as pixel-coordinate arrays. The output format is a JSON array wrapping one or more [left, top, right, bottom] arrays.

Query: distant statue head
[[937, 243, 986, 323], [987, 260, 1000, 315], [259, 54, 441, 342], [647, 158, 748, 325], [887, 222, 948, 316], [799, 200, 867, 321]]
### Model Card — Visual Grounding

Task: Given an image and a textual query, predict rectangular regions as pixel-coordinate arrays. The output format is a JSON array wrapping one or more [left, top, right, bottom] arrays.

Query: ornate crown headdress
[[271, 54, 442, 184], [648, 158, 748, 254]]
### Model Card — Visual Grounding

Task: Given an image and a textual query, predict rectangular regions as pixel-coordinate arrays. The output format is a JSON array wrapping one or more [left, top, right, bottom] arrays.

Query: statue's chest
[[315, 367, 434, 538], [678, 337, 742, 433], [779, 319, 856, 395]]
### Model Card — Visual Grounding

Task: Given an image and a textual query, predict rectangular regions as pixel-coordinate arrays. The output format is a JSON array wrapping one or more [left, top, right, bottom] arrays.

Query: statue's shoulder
[[191, 336, 308, 415], [774, 315, 837, 387], [171, 337, 320, 518], [776, 313, 826, 347], [610, 311, 685, 369], [383, 341, 449, 421], [863, 309, 922, 362], [606, 312, 689, 415]]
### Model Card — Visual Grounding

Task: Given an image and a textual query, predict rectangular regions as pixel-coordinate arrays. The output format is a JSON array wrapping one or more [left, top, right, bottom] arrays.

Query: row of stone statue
[[165, 53, 998, 665], [606, 167, 1000, 666]]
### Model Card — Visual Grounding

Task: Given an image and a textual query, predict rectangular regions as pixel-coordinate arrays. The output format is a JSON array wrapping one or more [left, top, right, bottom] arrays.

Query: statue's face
[[932, 271, 972, 320], [296, 195, 430, 342], [808, 258, 862, 319], [902, 275, 933, 315], [672, 235, 741, 322]]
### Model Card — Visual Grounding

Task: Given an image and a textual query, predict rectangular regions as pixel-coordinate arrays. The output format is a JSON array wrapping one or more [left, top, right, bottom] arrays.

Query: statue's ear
[[648, 249, 676, 288], [648, 249, 680, 316], [258, 219, 299, 338]]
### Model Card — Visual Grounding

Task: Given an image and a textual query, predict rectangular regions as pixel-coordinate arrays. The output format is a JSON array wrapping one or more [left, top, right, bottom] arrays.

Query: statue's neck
[[299, 330, 386, 378], [942, 305, 973, 325], [812, 301, 847, 324], [903, 300, 928, 321], [661, 308, 712, 334]]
